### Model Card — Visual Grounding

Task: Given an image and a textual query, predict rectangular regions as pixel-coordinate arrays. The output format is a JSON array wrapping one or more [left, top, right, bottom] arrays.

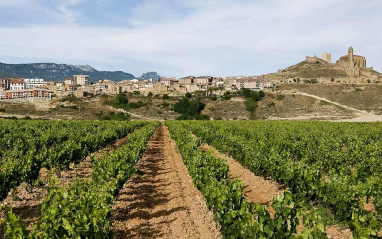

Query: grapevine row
[[0, 120, 146, 201], [3, 122, 159, 238], [181, 121, 382, 238], [166, 121, 326, 238]]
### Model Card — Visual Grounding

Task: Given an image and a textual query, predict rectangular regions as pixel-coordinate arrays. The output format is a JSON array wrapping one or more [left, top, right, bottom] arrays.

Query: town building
[[0, 89, 53, 100], [178, 76, 195, 85], [195, 76, 213, 86], [24, 78, 44, 89], [0, 79, 11, 90], [73, 75, 90, 85], [160, 78, 178, 86], [10, 79, 25, 91]]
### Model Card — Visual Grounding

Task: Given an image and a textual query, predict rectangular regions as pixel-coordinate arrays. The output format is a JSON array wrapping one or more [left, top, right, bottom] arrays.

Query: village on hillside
[[0, 47, 381, 101]]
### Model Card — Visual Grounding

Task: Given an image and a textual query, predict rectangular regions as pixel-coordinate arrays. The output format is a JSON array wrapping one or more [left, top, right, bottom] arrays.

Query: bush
[[0, 108, 5, 112], [209, 95, 217, 101], [174, 98, 206, 120], [162, 94, 170, 100], [244, 98, 258, 112], [128, 101, 147, 109], [221, 92, 231, 101], [174, 98, 205, 116], [259, 90, 265, 98], [268, 102, 276, 107], [113, 93, 128, 106], [277, 94, 285, 101], [147, 92, 153, 97], [161, 102, 170, 108], [60, 95, 77, 103], [240, 89, 261, 101], [185, 92, 192, 98]]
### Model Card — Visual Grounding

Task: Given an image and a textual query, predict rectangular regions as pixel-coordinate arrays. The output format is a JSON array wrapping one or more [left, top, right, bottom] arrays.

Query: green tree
[[113, 93, 128, 105]]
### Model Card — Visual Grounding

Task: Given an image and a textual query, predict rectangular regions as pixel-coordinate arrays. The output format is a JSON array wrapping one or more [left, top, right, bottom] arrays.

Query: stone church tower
[[348, 46, 355, 76]]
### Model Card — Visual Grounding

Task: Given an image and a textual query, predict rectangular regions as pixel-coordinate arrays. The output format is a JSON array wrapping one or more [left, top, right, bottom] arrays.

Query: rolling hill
[[0, 62, 136, 82]]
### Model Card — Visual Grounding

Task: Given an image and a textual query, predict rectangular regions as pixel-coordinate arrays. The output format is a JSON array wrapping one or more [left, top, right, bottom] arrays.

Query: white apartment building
[[24, 78, 44, 89], [10, 79, 25, 90], [73, 75, 90, 85]]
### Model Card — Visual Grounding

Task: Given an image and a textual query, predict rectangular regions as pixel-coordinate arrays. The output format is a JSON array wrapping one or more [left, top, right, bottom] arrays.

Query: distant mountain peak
[[75, 65, 96, 72], [139, 72, 162, 81], [0, 62, 135, 82]]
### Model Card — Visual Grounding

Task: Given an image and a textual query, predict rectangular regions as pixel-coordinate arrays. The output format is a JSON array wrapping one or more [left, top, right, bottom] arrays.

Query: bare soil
[[112, 125, 221, 239], [0, 135, 130, 237], [200, 143, 284, 217], [325, 226, 353, 239]]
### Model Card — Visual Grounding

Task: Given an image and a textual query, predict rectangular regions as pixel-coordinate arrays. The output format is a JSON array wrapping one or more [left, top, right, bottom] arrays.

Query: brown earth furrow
[[0, 135, 130, 237], [196, 139, 283, 217], [112, 125, 221, 239]]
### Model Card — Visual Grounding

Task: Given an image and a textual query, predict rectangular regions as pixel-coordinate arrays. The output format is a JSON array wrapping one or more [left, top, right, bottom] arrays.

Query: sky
[[0, 0, 381, 78]]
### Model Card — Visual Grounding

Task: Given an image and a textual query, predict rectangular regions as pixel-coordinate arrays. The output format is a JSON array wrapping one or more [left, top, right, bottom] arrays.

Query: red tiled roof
[[10, 79, 24, 84], [341, 55, 364, 58]]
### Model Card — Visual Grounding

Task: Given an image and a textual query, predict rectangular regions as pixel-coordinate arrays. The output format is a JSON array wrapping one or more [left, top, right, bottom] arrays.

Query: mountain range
[[0, 62, 161, 82]]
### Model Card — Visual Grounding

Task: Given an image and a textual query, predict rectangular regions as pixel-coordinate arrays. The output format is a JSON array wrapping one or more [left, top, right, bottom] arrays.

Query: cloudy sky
[[0, 0, 381, 77]]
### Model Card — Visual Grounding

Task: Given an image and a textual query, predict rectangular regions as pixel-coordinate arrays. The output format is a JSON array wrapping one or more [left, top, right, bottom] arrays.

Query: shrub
[[185, 92, 192, 98], [221, 91, 231, 101], [244, 98, 258, 112], [174, 98, 206, 120], [0, 108, 5, 112], [268, 102, 276, 107], [277, 94, 285, 101], [128, 101, 147, 109], [161, 102, 170, 108], [259, 90, 265, 98], [162, 94, 170, 100], [113, 93, 128, 106], [147, 92, 153, 97], [209, 95, 217, 101]]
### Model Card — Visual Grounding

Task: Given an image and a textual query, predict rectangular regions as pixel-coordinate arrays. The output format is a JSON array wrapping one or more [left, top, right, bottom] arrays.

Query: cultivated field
[[1, 120, 382, 238]]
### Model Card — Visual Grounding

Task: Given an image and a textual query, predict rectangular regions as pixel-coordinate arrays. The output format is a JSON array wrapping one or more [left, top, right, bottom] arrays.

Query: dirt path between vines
[[112, 125, 221, 239], [0, 135, 130, 237], [199, 143, 284, 217]]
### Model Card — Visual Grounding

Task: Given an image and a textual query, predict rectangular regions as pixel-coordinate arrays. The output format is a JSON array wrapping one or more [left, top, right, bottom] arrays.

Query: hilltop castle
[[306, 47, 368, 77]]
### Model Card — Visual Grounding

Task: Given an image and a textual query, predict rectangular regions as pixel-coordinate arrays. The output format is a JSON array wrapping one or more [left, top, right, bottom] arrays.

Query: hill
[[0, 62, 136, 82], [266, 59, 349, 79]]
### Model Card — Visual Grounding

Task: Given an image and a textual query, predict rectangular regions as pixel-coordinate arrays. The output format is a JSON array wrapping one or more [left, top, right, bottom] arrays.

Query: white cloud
[[0, 0, 381, 77]]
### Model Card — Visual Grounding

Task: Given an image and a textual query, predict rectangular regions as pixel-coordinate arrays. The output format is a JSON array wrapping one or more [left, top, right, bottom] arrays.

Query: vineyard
[[1, 120, 382, 238]]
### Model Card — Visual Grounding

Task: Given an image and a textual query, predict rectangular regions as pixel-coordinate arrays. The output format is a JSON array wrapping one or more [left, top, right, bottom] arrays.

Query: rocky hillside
[[0, 62, 136, 82]]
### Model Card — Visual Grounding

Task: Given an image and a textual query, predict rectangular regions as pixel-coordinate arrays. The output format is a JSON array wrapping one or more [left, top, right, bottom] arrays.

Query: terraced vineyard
[[1, 120, 382, 238]]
